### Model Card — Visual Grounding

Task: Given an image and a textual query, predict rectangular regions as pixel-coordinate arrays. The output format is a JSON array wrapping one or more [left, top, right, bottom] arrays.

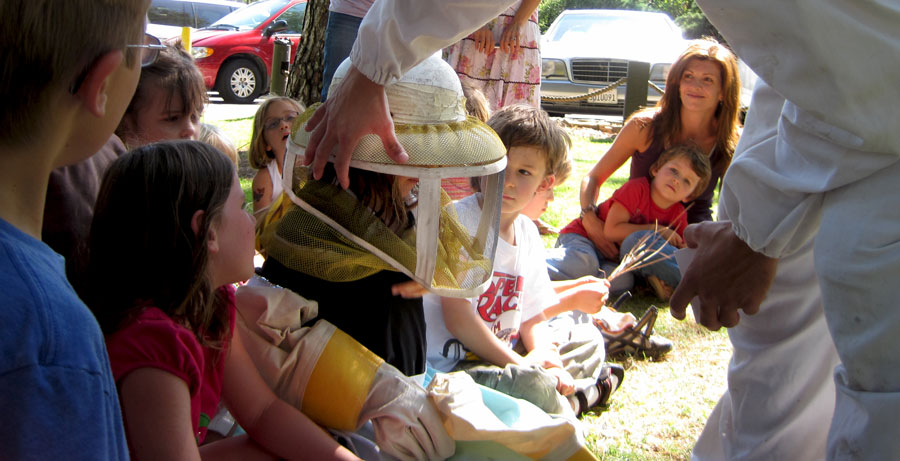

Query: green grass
[[213, 117, 255, 155], [240, 177, 253, 205], [222, 113, 729, 459]]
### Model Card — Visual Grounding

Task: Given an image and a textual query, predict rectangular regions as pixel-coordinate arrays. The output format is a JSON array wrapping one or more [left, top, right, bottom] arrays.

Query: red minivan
[[191, 0, 307, 103]]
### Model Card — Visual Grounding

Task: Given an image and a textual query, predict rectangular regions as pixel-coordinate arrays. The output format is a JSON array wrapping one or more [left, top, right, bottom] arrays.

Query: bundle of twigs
[[606, 204, 691, 282]]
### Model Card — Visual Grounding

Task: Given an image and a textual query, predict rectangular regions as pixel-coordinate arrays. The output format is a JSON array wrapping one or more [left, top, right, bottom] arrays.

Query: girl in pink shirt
[[85, 140, 358, 460]]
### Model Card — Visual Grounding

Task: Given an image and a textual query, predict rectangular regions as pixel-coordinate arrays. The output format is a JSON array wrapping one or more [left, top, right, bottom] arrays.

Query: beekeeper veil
[[269, 55, 507, 298]]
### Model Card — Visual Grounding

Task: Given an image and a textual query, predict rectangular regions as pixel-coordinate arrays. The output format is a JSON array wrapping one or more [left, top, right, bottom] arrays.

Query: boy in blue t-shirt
[[0, 1, 150, 457]]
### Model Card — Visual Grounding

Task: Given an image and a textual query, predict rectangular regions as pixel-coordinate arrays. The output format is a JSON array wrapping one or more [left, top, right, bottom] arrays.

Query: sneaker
[[570, 363, 626, 416]]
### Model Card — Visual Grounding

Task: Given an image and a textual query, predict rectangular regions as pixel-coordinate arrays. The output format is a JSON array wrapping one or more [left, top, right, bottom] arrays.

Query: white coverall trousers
[[692, 1, 900, 457], [692, 81, 841, 461]]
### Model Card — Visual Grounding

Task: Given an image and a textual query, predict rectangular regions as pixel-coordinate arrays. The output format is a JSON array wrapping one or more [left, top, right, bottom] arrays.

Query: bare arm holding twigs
[[607, 227, 676, 281], [544, 277, 611, 318], [606, 202, 692, 283]]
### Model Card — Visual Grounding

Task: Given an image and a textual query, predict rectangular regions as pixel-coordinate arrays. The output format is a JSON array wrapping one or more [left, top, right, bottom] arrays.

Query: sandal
[[602, 305, 673, 360]]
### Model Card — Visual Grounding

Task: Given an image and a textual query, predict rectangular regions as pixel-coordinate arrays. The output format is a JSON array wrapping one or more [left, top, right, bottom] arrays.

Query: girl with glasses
[[248, 97, 304, 216]]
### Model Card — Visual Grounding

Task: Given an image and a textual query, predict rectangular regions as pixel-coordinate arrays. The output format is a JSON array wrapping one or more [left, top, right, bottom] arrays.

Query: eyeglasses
[[264, 112, 299, 131], [127, 33, 167, 67], [69, 33, 166, 94]]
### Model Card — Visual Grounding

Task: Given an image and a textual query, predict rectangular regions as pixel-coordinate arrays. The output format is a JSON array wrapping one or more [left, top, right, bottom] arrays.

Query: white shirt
[[328, 0, 373, 18], [425, 195, 559, 372], [266, 160, 283, 203]]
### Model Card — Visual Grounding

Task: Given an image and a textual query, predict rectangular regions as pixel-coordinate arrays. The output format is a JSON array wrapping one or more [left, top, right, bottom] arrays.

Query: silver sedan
[[540, 9, 687, 116]]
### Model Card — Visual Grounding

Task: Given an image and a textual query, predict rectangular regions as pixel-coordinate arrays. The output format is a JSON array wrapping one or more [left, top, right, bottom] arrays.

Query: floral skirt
[[443, 2, 541, 112]]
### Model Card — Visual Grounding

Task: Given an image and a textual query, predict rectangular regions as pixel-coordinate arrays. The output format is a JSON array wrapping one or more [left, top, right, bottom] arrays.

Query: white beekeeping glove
[[235, 282, 454, 461]]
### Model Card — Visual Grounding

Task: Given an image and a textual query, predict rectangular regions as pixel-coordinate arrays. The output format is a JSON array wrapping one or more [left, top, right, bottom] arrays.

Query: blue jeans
[[321, 12, 363, 101], [618, 230, 682, 288], [546, 232, 634, 295]]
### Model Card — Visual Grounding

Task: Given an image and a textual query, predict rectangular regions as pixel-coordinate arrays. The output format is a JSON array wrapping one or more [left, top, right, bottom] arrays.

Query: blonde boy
[[0, 0, 149, 456], [425, 105, 614, 416]]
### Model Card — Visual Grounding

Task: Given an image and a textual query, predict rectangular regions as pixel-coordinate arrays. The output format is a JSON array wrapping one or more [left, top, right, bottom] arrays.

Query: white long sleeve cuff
[[697, 0, 900, 154], [698, 0, 900, 258], [721, 81, 899, 259]]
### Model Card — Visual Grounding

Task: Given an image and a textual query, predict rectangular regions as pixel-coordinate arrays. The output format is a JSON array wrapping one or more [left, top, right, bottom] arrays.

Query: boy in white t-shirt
[[425, 105, 619, 416]]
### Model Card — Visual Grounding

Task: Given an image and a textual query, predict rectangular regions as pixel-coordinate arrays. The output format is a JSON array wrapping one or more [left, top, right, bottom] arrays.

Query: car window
[[549, 13, 679, 44], [209, 0, 290, 31], [274, 3, 306, 34], [194, 3, 236, 28], [149, 0, 191, 27]]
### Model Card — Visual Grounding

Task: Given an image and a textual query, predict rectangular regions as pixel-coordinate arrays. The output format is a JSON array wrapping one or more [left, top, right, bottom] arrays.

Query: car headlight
[[542, 59, 567, 79], [649, 63, 670, 82], [191, 47, 213, 59]]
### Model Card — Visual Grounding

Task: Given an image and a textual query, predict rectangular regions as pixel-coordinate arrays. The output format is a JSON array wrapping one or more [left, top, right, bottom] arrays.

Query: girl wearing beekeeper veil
[[257, 55, 509, 378]]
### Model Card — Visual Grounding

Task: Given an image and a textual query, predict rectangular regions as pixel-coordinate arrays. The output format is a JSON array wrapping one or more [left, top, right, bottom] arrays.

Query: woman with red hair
[[547, 39, 742, 293]]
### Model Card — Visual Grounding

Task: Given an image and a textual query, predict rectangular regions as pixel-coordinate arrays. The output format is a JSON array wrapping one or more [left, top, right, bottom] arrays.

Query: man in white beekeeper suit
[[304, 0, 899, 458], [668, 1, 900, 460]]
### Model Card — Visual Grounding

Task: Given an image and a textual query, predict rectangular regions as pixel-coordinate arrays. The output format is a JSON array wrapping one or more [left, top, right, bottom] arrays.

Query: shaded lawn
[[224, 113, 730, 460]]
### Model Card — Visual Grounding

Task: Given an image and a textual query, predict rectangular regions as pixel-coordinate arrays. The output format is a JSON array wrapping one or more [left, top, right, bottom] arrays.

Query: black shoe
[[571, 362, 625, 416], [596, 362, 625, 407]]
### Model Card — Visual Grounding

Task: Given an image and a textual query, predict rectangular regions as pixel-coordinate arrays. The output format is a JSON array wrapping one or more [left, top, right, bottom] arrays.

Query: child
[[258, 55, 508, 378], [0, 0, 148, 456], [595, 143, 711, 300], [521, 137, 573, 234], [85, 141, 358, 460], [249, 97, 304, 214], [43, 135, 127, 293], [425, 104, 618, 416], [116, 44, 206, 148], [198, 122, 239, 167], [461, 80, 491, 124], [260, 165, 427, 376]]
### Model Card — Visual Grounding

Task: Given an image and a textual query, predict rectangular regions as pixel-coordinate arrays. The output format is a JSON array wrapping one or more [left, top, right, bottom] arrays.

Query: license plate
[[588, 90, 617, 104]]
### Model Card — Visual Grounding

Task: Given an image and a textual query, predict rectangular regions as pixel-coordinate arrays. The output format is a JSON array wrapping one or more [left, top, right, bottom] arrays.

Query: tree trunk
[[287, 0, 329, 106]]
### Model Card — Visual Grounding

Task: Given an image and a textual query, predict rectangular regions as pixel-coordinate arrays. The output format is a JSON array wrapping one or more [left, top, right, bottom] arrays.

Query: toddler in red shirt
[[555, 143, 711, 300], [600, 143, 711, 299]]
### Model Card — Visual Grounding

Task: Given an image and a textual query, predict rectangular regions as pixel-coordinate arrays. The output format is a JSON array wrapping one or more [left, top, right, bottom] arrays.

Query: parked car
[[147, 0, 244, 40], [190, 0, 306, 103], [540, 9, 687, 117]]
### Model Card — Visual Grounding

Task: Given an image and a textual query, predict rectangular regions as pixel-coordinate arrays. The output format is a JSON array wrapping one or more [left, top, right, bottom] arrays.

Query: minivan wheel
[[218, 58, 263, 104]]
